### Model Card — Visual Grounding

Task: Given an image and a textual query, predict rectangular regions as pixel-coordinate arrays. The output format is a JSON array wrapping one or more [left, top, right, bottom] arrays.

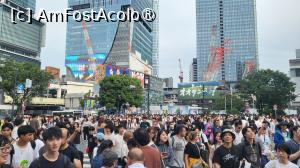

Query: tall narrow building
[[189, 58, 198, 82], [196, 0, 258, 82], [0, 0, 45, 65], [152, 0, 159, 77], [65, 0, 155, 82]]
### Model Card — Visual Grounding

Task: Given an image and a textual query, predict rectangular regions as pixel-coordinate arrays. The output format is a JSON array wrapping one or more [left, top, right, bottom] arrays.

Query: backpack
[[10, 140, 36, 166]]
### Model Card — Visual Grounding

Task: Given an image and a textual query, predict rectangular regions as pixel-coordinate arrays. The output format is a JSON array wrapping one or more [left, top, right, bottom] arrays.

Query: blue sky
[[37, 0, 300, 85]]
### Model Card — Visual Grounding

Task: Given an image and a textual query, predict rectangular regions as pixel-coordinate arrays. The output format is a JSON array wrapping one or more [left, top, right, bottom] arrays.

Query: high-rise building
[[65, 0, 155, 82], [196, 0, 258, 82], [152, 0, 159, 77], [0, 0, 45, 65], [289, 49, 300, 108], [4, 0, 36, 12], [189, 58, 198, 82]]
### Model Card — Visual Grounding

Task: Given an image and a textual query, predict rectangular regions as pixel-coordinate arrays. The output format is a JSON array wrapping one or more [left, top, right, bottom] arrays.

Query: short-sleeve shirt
[[212, 145, 241, 168], [184, 142, 201, 159], [285, 140, 300, 164], [29, 153, 74, 168], [59, 145, 79, 163], [264, 160, 298, 168]]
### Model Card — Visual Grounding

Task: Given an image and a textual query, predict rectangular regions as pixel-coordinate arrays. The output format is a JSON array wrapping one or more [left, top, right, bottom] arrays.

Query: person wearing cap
[[274, 121, 290, 149], [92, 132, 105, 158], [264, 143, 298, 168], [212, 127, 241, 168], [239, 126, 262, 168]]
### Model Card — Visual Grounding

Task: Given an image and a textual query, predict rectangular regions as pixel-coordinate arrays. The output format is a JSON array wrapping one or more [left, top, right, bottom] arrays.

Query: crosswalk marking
[[83, 154, 91, 168]]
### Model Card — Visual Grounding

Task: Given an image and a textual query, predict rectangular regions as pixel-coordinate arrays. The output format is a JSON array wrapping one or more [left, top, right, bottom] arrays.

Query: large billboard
[[45, 66, 60, 80], [105, 65, 130, 76], [178, 81, 221, 100], [65, 53, 107, 81]]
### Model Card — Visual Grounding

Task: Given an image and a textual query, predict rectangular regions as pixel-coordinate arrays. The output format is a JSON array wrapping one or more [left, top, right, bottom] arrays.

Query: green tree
[[235, 69, 296, 112], [0, 60, 53, 114], [99, 75, 143, 111], [212, 94, 245, 114]]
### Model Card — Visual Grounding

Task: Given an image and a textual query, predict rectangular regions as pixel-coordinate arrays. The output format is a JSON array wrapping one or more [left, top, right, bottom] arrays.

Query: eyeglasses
[[0, 145, 11, 153]]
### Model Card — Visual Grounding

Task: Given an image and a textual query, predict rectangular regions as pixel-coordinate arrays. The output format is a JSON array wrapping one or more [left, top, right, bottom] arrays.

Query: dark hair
[[234, 120, 242, 127], [213, 132, 221, 145], [1, 123, 13, 131], [277, 143, 292, 155], [42, 127, 62, 141], [102, 149, 118, 167], [17, 125, 35, 137], [127, 138, 140, 149], [147, 126, 159, 142], [155, 129, 169, 146], [97, 140, 113, 155], [56, 122, 67, 129], [291, 125, 300, 139], [14, 117, 24, 126], [133, 128, 150, 146], [173, 124, 186, 135], [242, 126, 255, 137], [0, 134, 10, 147], [104, 123, 114, 133]]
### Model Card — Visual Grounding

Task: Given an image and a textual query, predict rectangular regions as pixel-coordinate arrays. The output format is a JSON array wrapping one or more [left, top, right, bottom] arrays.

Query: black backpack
[[10, 140, 36, 166]]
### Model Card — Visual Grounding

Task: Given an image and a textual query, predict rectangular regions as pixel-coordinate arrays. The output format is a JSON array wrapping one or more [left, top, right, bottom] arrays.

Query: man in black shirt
[[60, 128, 82, 168], [29, 127, 74, 168], [213, 128, 241, 168]]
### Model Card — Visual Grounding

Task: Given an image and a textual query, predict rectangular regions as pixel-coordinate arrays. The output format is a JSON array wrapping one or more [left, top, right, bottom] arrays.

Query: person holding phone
[[155, 130, 174, 168]]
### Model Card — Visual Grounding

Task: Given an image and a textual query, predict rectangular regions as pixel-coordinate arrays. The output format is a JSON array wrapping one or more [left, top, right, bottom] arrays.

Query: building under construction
[[196, 0, 258, 82]]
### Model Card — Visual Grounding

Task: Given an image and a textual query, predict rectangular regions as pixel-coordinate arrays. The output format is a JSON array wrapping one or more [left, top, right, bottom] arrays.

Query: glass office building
[[7, 0, 36, 11], [196, 0, 258, 82], [65, 0, 154, 82], [0, 2, 45, 65], [152, 0, 159, 77]]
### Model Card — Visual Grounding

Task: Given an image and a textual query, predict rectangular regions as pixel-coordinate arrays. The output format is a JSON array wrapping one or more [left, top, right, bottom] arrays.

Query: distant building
[[163, 77, 173, 88], [290, 49, 300, 109], [0, 0, 45, 66], [196, 0, 258, 82], [189, 58, 198, 82]]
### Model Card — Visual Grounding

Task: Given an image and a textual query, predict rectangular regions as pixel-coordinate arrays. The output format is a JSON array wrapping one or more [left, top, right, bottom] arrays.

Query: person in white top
[[128, 148, 145, 168], [12, 117, 24, 140], [11, 125, 39, 168], [264, 143, 298, 168], [233, 120, 243, 145]]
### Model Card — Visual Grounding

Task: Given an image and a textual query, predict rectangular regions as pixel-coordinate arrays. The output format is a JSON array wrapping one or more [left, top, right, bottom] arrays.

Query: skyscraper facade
[[6, 0, 36, 11], [196, 0, 258, 82], [65, 0, 155, 82], [0, 0, 45, 65], [189, 58, 198, 82], [152, 0, 159, 77]]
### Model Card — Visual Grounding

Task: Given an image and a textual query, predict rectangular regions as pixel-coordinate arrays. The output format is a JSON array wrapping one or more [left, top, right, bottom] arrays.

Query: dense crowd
[[0, 113, 299, 168]]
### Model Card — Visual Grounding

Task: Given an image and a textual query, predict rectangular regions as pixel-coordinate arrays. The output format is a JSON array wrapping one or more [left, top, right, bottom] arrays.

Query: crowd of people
[[0, 113, 299, 168]]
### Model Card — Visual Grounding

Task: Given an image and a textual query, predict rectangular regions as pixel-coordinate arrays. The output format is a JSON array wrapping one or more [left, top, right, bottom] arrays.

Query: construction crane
[[178, 59, 183, 83], [242, 60, 255, 79], [81, 20, 97, 81]]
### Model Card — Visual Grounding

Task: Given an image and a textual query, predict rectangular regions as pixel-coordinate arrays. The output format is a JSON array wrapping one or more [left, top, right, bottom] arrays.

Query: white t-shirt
[[233, 131, 243, 145], [35, 139, 45, 154], [114, 133, 127, 158], [12, 142, 39, 168], [264, 160, 298, 168], [12, 126, 19, 140]]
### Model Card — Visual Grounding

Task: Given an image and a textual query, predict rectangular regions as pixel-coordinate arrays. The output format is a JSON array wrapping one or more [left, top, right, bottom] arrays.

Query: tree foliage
[[99, 75, 144, 110], [212, 94, 245, 114], [0, 60, 53, 113], [235, 69, 296, 111]]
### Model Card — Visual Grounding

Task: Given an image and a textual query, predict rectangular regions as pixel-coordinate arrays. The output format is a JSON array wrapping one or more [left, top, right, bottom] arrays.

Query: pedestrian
[[133, 128, 161, 168], [127, 148, 145, 168], [274, 121, 290, 148], [285, 125, 300, 166], [212, 128, 241, 168], [155, 129, 174, 168], [29, 127, 74, 168], [1, 123, 14, 144], [239, 126, 262, 168], [169, 124, 187, 168], [101, 149, 118, 168], [59, 128, 82, 168], [264, 143, 298, 168], [91, 139, 113, 168], [10, 125, 39, 168], [0, 135, 12, 168]]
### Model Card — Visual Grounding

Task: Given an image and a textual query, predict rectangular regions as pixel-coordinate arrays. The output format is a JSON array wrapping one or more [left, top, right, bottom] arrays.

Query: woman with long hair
[[155, 129, 174, 168]]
